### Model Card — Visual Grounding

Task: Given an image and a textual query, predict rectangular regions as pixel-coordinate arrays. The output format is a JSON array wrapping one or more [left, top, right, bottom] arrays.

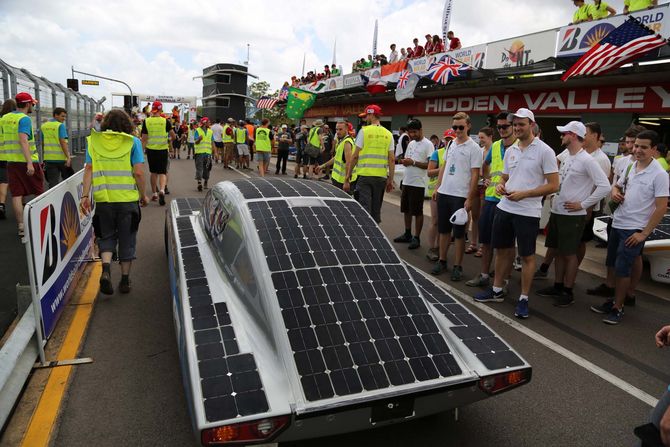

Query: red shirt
[[431, 41, 445, 54], [413, 45, 424, 58], [424, 41, 434, 54], [449, 37, 461, 51]]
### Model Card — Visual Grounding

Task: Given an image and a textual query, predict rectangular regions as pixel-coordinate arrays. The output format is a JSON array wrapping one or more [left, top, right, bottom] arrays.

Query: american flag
[[562, 17, 669, 81], [278, 85, 289, 101], [397, 70, 410, 89], [256, 96, 278, 109], [425, 55, 470, 85]]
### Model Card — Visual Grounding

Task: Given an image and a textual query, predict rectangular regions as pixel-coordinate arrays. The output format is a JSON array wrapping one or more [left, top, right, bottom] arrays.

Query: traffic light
[[123, 95, 138, 111], [66, 78, 79, 92]]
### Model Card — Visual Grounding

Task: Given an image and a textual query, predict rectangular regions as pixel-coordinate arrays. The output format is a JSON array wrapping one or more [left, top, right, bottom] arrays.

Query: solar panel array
[[248, 198, 463, 402], [174, 211, 269, 422], [233, 178, 351, 201], [175, 197, 204, 216], [406, 265, 525, 371]]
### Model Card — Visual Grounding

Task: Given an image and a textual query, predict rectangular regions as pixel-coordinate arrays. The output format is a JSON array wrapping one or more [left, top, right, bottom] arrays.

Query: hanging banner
[[485, 29, 557, 69], [442, 0, 454, 45], [447, 44, 487, 70], [25, 170, 94, 338], [556, 4, 669, 57]]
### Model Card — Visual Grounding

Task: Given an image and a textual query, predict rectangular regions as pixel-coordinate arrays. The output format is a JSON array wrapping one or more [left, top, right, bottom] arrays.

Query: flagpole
[[372, 19, 378, 58], [332, 38, 337, 66], [301, 53, 306, 77]]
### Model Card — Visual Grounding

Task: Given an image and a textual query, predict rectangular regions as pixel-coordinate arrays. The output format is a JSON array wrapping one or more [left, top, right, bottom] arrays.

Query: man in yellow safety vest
[[41, 107, 73, 189], [317, 120, 356, 191], [194, 117, 214, 191], [254, 119, 273, 177], [141, 100, 175, 206], [344, 104, 395, 223]]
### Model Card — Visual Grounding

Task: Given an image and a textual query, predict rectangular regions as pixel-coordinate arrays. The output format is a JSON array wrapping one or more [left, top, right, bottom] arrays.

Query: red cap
[[151, 100, 163, 111], [443, 129, 457, 139], [200, 117, 210, 125], [15, 92, 37, 105], [358, 104, 382, 117]]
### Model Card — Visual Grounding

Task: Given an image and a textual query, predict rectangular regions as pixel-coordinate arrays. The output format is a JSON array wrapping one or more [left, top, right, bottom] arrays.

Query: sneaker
[[118, 278, 131, 294], [514, 299, 529, 318], [533, 269, 548, 280], [294, 174, 298, 178], [164, 186, 170, 195], [602, 307, 624, 325], [553, 291, 575, 307], [0, 204, 5, 220], [393, 232, 412, 243], [197, 183, 203, 192], [204, 181, 208, 189], [408, 236, 420, 250], [513, 256, 522, 271], [625, 295, 636, 307], [151, 193, 158, 202], [590, 299, 614, 314], [431, 261, 448, 275], [586, 283, 614, 297], [425, 248, 439, 262], [100, 272, 114, 295], [450, 265, 463, 282], [465, 274, 490, 288], [158, 191, 166, 206], [536, 286, 562, 297], [474, 288, 506, 303]]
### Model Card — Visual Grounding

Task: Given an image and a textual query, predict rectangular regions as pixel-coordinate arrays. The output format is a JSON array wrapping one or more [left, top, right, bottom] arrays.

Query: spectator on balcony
[[571, 0, 593, 24], [412, 38, 425, 58], [331, 64, 341, 76], [447, 31, 462, 51], [324, 65, 331, 78], [591, 0, 616, 19], [389, 44, 399, 63], [429, 35, 445, 55], [400, 47, 408, 60], [424, 34, 434, 55], [624, 0, 657, 13]]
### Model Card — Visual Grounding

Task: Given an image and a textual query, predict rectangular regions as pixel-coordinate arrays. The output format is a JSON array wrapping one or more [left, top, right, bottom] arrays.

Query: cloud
[[0, 0, 573, 110]]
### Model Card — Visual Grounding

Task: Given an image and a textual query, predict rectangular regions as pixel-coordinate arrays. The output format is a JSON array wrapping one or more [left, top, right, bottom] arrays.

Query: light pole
[[71, 66, 134, 108]]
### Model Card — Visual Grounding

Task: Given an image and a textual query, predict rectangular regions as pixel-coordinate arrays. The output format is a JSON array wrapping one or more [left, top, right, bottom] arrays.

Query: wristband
[[81, 195, 89, 198]]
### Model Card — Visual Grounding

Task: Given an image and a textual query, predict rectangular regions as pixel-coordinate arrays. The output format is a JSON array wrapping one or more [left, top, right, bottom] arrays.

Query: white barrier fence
[[0, 170, 93, 430]]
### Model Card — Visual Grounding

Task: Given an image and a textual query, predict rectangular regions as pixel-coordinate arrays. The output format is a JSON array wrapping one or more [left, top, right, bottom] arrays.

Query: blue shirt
[[85, 136, 144, 165], [14, 112, 33, 139], [40, 119, 68, 141], [430, 149, 440, 163]]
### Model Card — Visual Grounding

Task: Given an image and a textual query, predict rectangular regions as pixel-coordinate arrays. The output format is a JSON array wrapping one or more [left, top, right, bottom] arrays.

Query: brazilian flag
[[285, 87, 316, 120]]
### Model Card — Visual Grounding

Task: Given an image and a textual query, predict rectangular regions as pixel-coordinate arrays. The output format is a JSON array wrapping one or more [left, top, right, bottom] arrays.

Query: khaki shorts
[[224, 142, 236, 157]]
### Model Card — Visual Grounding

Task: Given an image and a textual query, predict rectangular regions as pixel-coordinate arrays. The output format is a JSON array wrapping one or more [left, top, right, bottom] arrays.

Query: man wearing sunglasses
[[475, 108, 559, 319], [431, 112, 482, 281]]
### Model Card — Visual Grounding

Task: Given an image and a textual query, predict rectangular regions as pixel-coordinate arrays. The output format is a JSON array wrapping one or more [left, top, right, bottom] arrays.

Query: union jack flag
[[425, 55, 470, 85], [397, 70, 410, 89]]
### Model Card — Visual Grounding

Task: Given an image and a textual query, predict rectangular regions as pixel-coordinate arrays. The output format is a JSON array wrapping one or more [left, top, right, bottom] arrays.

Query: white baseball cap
[[512, 108, 535, 122], [449, 208, 469, 226], [556, 121, 586, 138]]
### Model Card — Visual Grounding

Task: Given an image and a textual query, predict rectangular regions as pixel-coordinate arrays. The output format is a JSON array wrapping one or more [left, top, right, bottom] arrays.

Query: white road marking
[[231, 166, 251, 178], [421, 272, 659, 408]]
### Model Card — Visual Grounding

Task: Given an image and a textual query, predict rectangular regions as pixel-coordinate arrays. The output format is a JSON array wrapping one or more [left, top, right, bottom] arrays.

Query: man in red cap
[[141, 100, 175, 205], [0, 93, 44, 237], [344, 104, 394, 223]]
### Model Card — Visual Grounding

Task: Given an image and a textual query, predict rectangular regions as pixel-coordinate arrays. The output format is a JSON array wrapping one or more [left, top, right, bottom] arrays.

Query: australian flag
[[424, 55, 471, 85]]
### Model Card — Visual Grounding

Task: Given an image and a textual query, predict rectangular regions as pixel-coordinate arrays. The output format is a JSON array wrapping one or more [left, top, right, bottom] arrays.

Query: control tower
[[200, 63, 258, 122]]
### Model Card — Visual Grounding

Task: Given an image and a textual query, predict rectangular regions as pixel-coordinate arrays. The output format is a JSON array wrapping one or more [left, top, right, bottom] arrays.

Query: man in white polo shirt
[[474, 108, 559, 319], [535, 121, 610, 307], [431, 112, 482, 281], [393, 119, 433, 249], [591, 130, 668, 325]]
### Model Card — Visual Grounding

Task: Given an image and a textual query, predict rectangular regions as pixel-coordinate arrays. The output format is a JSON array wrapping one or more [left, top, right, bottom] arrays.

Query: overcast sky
[[2, 0, 585, 108]]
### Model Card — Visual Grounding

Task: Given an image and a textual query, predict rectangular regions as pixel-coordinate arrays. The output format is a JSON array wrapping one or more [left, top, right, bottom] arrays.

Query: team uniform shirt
[[557, 147, 612, 211], [402, 137, 433, 188], [573, 4, 593, 22], [448, 37, 461, 51], [41, 120, 69, 163], [551, 149, 611, 216], [210, 123, 223, 143], [355, 127, 395, 152], [388, 50, 399, 63], [613, 159, 669, 230], [612, 154, 633, 183], [591, 1, 612, 19], [15, 112, 33, 140], [437, 138, 482, 198], [624, 0, 654, 12], [497, 137, 559, 218], [85, 136, 144, 165]]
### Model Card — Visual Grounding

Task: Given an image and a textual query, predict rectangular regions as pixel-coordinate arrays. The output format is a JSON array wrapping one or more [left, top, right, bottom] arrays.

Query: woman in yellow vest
[[81, 109, 148, 295], [316, 120, 357, 192], [254, 118, 273, 177], [0, 98, 18, 221]]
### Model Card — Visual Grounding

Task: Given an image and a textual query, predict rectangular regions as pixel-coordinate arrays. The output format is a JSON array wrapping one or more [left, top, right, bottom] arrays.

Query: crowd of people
[[290, 64, 341, 86], [570, 0, 658, 24]]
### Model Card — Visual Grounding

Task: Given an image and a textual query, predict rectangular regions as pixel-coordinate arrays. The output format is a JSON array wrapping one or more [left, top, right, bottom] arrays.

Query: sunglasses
[[452, 125, 466, 131], [497, 124, 511, 130]]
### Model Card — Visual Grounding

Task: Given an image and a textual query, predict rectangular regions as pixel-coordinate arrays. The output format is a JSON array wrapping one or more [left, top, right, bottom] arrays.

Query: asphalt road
[[52, 154, 670, 447]]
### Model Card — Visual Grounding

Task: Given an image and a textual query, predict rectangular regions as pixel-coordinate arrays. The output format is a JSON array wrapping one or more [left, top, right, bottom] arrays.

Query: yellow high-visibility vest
[[41, 120, 67, 161], [195, 128, 213, 155], [484, 139, 505, 200], [222, 124, 234, 143], [235, 128, 247, 144], [89, 130, 139, 203], [427, 147, 446, 196], [255, 127, 271, 152], [145, 116, 168, 150], [357, 125, 392, 178], [0, 112, 38, 162], [331, 136, 356, 184]]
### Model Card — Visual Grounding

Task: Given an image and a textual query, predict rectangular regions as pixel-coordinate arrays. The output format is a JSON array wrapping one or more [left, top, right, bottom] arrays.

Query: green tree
[[248, 82, 290, 126]]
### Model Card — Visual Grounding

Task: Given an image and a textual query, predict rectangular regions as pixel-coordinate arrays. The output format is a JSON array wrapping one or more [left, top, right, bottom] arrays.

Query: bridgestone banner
[[24, 170, 94, 338]]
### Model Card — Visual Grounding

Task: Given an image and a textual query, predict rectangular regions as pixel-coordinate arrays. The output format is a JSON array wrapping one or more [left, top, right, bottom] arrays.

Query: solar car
[[165, 178, 531, 446]]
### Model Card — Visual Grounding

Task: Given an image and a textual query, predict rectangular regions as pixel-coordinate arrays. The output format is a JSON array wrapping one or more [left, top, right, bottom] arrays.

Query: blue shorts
[[256, 151, 271, 163], [478, 200, 498, 245], [605, 227, 645, 277]]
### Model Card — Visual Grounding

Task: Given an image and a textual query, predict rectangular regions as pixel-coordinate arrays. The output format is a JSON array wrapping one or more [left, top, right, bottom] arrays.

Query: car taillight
[[201, 415, 291, 445], [478, 369, 531, 395]]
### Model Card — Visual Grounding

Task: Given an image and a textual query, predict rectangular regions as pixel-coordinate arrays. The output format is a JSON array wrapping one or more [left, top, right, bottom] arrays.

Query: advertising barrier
[[485, 29, 557, 70], [557, 4, 669, 57], [24, 169, 94, 340]]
